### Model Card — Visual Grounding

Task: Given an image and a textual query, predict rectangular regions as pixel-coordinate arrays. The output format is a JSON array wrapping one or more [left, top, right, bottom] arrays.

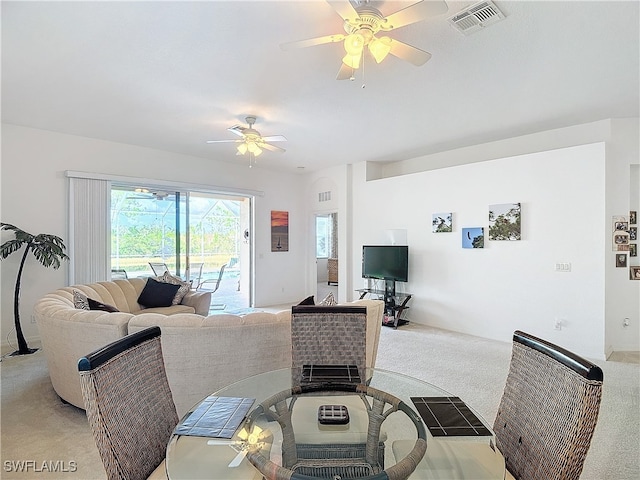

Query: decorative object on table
[[318, 404, 350, 425], [630, 266, 640, 280], [0, 223, 69, 355], [494, 330, 603, 480], [489, 202, 521, 240], [462, 227, 484, 248], [271, 210, 289, 252], [616, 254, 627, 268], [630, 210, 637, 225], [432, 212, 452, 233], [206, 116, 286, 168]]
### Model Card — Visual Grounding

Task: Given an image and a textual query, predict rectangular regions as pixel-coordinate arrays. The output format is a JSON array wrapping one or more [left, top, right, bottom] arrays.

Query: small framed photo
[[432, 213, 453, 233], [630, 244, 637, 257], [630, 227, 637, 241], [615, 221, 629, 232], [630, 266, 640, 280], [616, 254, 627, 268], [630, 211, 637, 225]]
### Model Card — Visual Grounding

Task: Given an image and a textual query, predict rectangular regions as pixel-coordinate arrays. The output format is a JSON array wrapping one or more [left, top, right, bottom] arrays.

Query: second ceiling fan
[[281, 0, 449, 80], [206, 116, 286, 168]]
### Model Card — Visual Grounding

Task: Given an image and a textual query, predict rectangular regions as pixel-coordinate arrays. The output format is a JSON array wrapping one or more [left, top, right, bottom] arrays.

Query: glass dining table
[[165, 367, 505, 479]]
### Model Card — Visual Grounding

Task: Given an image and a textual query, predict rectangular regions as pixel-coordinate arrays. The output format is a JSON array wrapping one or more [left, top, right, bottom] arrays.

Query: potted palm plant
[[0, 223, 69, 355]]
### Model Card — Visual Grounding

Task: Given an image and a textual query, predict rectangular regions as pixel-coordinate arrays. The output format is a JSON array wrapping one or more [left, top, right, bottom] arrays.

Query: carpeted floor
[[1, 323, 638, 479]]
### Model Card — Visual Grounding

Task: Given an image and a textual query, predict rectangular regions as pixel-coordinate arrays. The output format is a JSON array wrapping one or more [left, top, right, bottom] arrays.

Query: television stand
[[355, 288, 412, 329]]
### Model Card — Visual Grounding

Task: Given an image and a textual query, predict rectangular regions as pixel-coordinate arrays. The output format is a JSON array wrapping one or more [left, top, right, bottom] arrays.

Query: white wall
[[302, 119, 638, 360], [604, 119, 640, 354], [350, 143, 608, 359], [1, 124, 307, 350]]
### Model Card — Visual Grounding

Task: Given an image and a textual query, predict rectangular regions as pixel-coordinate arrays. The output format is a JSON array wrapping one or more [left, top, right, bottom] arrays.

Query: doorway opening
[[315, 212, 338, 302], [110, 185, 252, 311]]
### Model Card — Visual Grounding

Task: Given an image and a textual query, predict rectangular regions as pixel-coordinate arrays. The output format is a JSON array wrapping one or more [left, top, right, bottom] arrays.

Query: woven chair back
[[291, 305, 367, 383], [78, 326, 178, 480], [494, 330, 603, 480]]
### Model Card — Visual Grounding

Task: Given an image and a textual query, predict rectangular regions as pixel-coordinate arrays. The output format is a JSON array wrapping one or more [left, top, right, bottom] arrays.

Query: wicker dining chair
[[78, 326, 179, 480], [493, 330, 604, 480], [291, 305, 368, 384]]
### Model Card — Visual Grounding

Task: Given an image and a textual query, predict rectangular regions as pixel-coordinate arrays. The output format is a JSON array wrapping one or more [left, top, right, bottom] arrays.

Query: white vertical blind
[[68, 177, 110, 284]]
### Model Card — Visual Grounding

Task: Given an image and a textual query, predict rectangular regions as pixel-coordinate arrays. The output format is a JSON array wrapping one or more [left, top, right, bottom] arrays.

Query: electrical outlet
[[623, 318, 630, 327]]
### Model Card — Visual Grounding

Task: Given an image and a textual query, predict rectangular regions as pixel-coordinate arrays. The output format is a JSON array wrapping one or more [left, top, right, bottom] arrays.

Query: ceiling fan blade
[[260, 142, 286, 153], [327, 0, 360, 23], [389, 39, 432, 66], [228, 448, 248, 468], [207, 439, 237, 446], [336, 62, 354, 80], [205, 139, 241, 144], [280, 34, 345, 50], [384, 0, 449, 29], [227, 125, 247, 137], [261, 135, 287, 142]]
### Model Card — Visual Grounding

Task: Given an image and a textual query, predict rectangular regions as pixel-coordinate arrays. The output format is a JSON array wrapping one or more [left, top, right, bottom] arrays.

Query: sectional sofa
[[34, 278, 384, 416]]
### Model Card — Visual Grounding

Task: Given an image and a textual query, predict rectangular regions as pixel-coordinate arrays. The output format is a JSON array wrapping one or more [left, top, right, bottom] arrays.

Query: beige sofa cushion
[[129, 311, 293, 416]]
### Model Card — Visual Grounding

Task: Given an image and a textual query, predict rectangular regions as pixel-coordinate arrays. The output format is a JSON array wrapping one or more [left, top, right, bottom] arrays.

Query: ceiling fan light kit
[[281, 0, 449, 80], [206, 116, 286, 168]]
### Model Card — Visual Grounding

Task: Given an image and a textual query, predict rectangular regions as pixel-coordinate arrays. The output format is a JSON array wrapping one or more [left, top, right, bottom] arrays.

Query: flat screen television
[[361, 245, 408, 282]]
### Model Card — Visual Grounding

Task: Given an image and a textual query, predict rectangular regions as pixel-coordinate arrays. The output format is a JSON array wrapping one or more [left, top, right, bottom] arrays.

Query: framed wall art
[[270, 210, 289, 252], [432, 213, 452, 233], [630, 266, 640, 280], [616, 254, 627, 268], [462, 227, 484, 249], [489, 202, 521, 241]]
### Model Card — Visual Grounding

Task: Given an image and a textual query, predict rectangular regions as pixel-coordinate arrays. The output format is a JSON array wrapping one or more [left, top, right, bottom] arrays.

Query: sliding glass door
[[110, 185, 251, 309]]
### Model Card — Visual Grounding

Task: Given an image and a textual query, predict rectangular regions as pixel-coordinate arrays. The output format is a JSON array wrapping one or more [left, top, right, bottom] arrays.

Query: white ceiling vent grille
[[448, 1, 505, 35]]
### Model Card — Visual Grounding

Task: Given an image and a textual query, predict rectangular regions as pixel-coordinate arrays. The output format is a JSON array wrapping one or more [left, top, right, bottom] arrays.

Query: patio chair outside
[[149, 262, 170, 276]]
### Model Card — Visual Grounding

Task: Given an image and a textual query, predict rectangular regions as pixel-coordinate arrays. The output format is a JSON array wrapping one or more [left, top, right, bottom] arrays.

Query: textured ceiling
[[2, 1, 639, 173]]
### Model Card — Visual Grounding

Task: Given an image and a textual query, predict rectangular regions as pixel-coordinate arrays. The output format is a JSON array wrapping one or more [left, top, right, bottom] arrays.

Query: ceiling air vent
[[448, 1, 505, 35]]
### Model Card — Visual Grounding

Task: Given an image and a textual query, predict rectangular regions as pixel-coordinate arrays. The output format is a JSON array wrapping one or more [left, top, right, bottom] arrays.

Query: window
[[316, 215, 331, 258]]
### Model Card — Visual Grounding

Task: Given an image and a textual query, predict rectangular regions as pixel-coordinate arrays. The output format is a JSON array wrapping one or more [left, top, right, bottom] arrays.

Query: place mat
[[301, 364, 361, 384], [174, 396, 255, 438], [411, 396, 491, 437]]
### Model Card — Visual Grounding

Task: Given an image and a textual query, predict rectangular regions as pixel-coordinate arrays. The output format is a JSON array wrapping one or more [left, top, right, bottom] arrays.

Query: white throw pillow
[[319, 292, 337, 306], [159, 272, 191, 305]]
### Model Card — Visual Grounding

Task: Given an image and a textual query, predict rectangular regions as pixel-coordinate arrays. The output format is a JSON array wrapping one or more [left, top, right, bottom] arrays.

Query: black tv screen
[[362, 245, 408, 282]]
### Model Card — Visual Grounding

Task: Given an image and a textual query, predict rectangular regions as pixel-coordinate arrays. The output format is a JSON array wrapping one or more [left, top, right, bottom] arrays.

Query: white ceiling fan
[[126, 189, 172, 201], [206, 116, 287, 167], [281, 0, 449, 80]]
